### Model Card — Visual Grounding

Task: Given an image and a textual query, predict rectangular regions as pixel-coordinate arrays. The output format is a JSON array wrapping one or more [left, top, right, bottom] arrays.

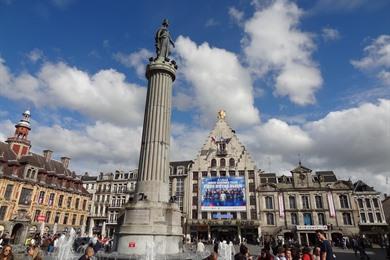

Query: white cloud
[[242, 0, 323, 105], [0, 58, 146, 126], [175, 36, 260, 127], [27, 48, 44, 63], [228, 7, 244, 25], [321, 27, 340, 41], [205, 18, 219, 27], [114, 49, 153, 78], [352, 35, 390, 86]]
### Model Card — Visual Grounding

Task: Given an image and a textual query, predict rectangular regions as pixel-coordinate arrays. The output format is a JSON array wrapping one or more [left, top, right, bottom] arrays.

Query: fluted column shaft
[[136, 61, 176, 202]]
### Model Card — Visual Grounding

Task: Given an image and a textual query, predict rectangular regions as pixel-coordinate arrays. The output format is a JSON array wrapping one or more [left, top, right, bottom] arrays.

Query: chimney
[[43, 150, 53, 162], [61, 156, 71, 168]]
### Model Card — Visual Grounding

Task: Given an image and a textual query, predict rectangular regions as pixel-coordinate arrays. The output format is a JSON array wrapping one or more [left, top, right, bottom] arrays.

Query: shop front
[[296, 225, 328, 246]]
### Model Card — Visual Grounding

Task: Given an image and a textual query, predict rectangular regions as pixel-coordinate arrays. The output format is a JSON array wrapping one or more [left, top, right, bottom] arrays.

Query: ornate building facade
[[258, 166, 361, 246], [0, 111, 90, 244], [183, 111, 261, 244], [82, 170, 137, 237]]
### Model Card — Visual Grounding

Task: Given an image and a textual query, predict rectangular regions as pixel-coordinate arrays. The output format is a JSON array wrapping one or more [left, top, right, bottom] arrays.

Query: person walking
[[316, 230, 335, 260]]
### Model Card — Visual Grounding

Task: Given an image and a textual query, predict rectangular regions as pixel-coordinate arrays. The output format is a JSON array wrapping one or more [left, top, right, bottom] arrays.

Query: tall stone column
[[117, 58, 182, 256], [136, 61, 176, 202]]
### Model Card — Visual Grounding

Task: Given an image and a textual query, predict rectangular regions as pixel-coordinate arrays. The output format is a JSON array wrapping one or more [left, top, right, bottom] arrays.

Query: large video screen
[[201, 177, 246, 211]]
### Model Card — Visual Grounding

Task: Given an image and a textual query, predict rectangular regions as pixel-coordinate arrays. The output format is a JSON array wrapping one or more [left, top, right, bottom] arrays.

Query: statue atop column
[[155, 19, 175, 61]]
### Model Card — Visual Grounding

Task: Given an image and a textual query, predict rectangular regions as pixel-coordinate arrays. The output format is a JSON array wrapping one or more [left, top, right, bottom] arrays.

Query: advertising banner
[[201, 177, 246, 211]]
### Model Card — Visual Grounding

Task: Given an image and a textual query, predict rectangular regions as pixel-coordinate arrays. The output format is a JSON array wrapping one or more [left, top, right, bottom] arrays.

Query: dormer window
[[25, 167, 37, 180]]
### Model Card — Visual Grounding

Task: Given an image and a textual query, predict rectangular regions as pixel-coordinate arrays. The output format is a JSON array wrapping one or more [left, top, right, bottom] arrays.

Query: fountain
[[56, 228, 77, 260]]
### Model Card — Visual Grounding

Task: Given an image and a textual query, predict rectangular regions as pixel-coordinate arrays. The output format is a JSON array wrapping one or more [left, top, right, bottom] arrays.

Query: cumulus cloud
[[321, 27, 340, 41], [351, 35, 390, 85], [0, 58, 146, 126], [27, 48, 44, 63], [175, 36, 260, 127], [242, 0, 323, 105], [114, 49, 153, 78], [228, 7, 244, 25]]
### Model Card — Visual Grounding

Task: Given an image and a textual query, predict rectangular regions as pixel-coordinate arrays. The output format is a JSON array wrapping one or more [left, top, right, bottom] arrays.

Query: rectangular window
[[265, 196, 274, 209], [315, 195, 323, 209], [193, 184, 198, 193], [368, 212, 374, 223], [192, 210, 198, 219], [67, 197, 72, 208], [58, 195, 64, 207], [266, 213, 274, 225], [38, 191, 45, 204], [358, 199, 363, 208], [343, 213, 352, 225], [318, 213, 326, 225], [303, 213, 313, 225], [229, 171, 235, 176], [18, 188, 33, 205], [54, 212, 60, 223], [373, 198, 379, 208], [45, 211, 51, 223], [202, 171, 208, 177], [365, 199, 371, 208], [376, 212, 382, 223], [291, 213, 298, 225], [0, 206, 7, 220], [4, 184, 13, 200], [202, 212, 208, 219], [241, 212, 247, 220], [250, 195, 256, 206], [48, 193, 55, 206], [239, 171, 245, 176], [192, 172, 198, 180], [302, 195, 310, 209], [192, 196, 198, 206], [80, 215, 84, 226], [71, 214, 77, 225], [82, 200, 87, 211], [249, 183, 255, 192], [75, 198, 80, 209], [289, 196, 296, 209], [34, 210, 41, 222], [251, 209, 257, 220], [63, 213, 69, 225], [211, 171, 217, 177], [360, 213, 367, 223]]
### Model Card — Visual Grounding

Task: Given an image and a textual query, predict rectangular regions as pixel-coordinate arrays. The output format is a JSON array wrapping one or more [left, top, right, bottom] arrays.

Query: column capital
[[146, 59, 177, 81]]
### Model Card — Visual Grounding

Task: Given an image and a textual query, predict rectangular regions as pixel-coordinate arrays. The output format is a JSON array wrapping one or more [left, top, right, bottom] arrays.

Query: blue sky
[[0, 0, 389, 192]]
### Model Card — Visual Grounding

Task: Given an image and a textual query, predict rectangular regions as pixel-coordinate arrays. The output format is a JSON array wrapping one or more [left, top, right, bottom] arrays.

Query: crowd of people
[[198, 230, 382, 260], [0, 231, 113, 260]]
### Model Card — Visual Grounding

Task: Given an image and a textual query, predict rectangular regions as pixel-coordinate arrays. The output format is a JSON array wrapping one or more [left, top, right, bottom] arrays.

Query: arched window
[[31, 170, 36, 179], [266, 213, 274, 225], [211, 159, 217, 168], [339, 195, 349, 208], [220, 158, 226, 167], [26, 169, 31, 178], [229, 158, 235, 167]]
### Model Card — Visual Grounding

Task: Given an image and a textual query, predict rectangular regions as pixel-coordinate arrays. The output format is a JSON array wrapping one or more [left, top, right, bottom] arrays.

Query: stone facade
[[353, 181, 387, 243], [258, 166, 360, 246], [0, 111, 90, 244], [183, 111, 261, 244], [81, 170, 137, 237]]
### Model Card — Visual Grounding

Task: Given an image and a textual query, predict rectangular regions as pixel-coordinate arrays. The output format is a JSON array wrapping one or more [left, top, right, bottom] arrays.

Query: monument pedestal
[[117, 200, 183, 255]]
